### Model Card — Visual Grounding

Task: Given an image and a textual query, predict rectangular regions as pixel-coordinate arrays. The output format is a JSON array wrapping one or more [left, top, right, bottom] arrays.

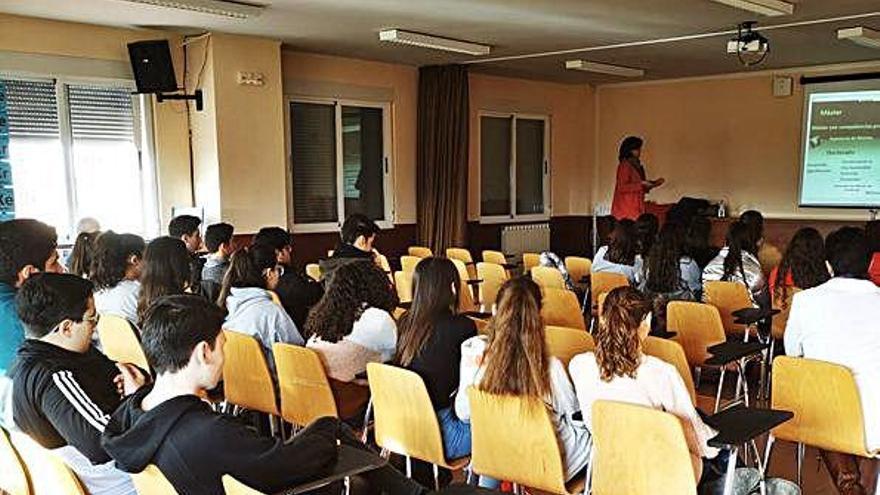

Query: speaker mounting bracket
[[155, 90, 204, 111]]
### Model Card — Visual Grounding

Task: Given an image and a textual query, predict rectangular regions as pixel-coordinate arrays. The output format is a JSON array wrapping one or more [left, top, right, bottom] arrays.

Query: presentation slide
[[800, 88, 880, 208]]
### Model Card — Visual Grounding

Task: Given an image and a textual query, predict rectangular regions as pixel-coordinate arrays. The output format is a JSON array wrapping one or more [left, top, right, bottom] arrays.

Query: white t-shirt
[[568, 352, 719, 459], [344, 307, 397, 362], [93, 280, 141, 325]]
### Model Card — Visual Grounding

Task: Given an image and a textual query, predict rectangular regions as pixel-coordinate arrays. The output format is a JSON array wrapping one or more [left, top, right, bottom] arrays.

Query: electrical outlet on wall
[[772, 75, 793, 98], [236, 71, 265, 86]]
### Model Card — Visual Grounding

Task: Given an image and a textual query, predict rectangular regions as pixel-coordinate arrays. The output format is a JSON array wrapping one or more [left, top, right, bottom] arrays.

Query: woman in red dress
[[611, 136, 665, 220]]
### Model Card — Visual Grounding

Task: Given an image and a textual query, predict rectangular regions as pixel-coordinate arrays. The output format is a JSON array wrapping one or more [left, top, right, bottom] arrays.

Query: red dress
[[611, 160, 646, 220], [870, 253, 880, 286]]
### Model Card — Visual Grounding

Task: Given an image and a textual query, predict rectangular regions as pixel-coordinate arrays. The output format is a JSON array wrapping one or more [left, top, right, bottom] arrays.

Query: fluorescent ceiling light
[[838, 26, 880, 49], [565, 60, 645, 78], [115, 0, 265, 19], [378, 29, 491, 56], [709, 0, 794, 17]]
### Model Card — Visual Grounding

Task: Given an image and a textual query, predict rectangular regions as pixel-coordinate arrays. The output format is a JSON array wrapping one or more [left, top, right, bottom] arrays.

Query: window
[[0, 77, 157, 241], [288, 98, 392, 232], [479, 113, 550, 222]]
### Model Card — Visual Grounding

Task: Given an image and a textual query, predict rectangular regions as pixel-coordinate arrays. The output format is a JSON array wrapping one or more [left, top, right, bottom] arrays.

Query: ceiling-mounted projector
[[727, 21, 770, 67]]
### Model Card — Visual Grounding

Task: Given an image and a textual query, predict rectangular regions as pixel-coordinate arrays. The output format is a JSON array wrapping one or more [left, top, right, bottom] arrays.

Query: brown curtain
[[417, 65, 469, 252]]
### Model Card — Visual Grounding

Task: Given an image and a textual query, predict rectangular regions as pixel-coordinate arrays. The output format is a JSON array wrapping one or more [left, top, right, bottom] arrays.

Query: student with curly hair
[[638, 224, 701, 301], [136, 237, 192, 323], [569, 286, 723, 487], [768, 227, 830, 310], [305, 260, 397, 419], [455, 277, 589, 488], [91, 232, 146, 325]]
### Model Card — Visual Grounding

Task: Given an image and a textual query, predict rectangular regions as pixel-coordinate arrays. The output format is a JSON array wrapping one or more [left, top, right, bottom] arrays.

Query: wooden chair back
[[590, 272, 629, 309], [96, 314, 149, 371], [771, 356, 872, 456], [367, 363, 462, 467], [545, 326, 595, 368], [131, 464, 179, 495], [532, 266, 566, 290], [541, 288, 586, 330], [400, 255, 422, 274], [666, 301, 727, 368], [10, 432, 86, 495], [476, 262, 507, 311], [643, 337, 696, 405], [522, 253, 541, 274], [408, 246, 433, 258], [221, 330, 279, 416], [482, 250, 507, 265], [468, 389, 576, 494], [273, 343, 338, 427], [564, 256, 591, 285], [591, 401, 698, 495], [0, 427, 29, 495], [703, 281, 752, 336]]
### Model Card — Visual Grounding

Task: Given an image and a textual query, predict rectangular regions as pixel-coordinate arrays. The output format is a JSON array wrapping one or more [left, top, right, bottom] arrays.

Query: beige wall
[[595, 73, 873, 220], [469, 74, 595, 220], [281, 51, 419, 224], [0, 13, 192, 230]]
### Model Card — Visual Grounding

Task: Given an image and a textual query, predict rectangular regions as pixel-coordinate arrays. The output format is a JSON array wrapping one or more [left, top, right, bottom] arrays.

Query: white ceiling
[[3, 0, 880, 83]]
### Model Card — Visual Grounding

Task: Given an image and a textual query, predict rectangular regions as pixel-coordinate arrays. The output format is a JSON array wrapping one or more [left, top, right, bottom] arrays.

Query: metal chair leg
[[762, 434, 776, 475], [796, 442, 804, 487], [694, 367, 703, 390], [405, 455, 412, 478], [715, 367, 727, 413], [361, 399, 373, 443], [433, 464, 440, 491]]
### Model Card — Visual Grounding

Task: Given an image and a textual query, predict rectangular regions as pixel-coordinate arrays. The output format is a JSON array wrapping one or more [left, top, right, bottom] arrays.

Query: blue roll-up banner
[[0, 81, 14, 221]]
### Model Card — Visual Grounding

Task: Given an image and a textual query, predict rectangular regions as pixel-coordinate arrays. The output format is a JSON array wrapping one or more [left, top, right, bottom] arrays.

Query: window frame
[[285, 96, 394, 234], [477, 110, 551, 224], [0, 71, 160, 241]]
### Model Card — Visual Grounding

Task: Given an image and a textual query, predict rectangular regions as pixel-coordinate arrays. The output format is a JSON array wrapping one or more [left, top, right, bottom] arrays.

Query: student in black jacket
[[320, 214, 383, 283], [396, 257, 477, 460], [253, 226, 323, 329], [168, 215, 205, 291], [10, 273, 146, 495], [101, 294, 427, 495]]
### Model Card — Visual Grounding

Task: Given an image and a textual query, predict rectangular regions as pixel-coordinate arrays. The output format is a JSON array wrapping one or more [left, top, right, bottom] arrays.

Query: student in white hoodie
[[219, 244, 304, 369], [90, 232, 145, 325]]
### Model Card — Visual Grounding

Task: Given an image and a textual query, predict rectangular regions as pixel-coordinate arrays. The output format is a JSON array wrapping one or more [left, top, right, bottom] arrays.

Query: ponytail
[[595, 287, 652, 381]]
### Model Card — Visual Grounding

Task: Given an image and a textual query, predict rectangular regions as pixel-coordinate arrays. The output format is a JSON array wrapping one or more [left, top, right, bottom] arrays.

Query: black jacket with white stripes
[[9, 339, 121, 464]]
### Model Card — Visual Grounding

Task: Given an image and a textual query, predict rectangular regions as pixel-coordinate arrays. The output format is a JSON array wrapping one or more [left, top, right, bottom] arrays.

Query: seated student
[[396, 258, 477, 460], [91, 232, 145, 325], [785, 227, 880, 495], [568, 286, 723, 486], [68, 231, 100, 278], [0, 219, 63, 426], [867, 220, 880, 286], [200, 222, 234, 303], [306, 260, 398, 419], [455, 277, 590, 488], [168, 215, 204, 289], [136, 237, 192, 324], [702, 220, 768, 308], [638, 224, 702, 301], [768, 227, 830, 310], [635, 213, 659, 258], [684, 216, 719, 271], [219, 244, 304, 368], [591, 219, 643, 284], [252, 227, 323, 329], [11, 273, 146, 495], [101, 295, 428, 495], [538, 251, 577, 292], [740, 210, 781, 276], [320, 214, 383, 282]]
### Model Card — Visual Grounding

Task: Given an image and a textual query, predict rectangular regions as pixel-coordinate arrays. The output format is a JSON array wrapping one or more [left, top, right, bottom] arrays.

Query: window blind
[[291, 102, 338, 224], [2, 79, 59, 139], [67, 84, 135, 141]]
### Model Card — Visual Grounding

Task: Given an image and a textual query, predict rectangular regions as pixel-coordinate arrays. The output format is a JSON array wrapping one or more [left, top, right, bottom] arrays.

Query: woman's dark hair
[[217, 243, 278, 307], [16, 273, 94, 339], [137, 237, 192, 322], [722, 221, 758, 283], [396, 257, 460, 366], [645, 227, 684, 294], [606, 219, 638, 266], [68, 231, 99, 278], [90, 231, 145, 290], [866, 220, 880, 254], [774, 228, 829, 305], [635, 213, 659, 257], [618, 136, 643, 162], [340, 214, 380, 245], [685, 216, 711, 255], [305, 259, 397, 342], [740, 210, 765, 242]]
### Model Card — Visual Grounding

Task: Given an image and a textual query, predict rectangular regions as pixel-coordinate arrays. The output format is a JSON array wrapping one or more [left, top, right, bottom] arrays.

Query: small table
[[705, 406, 793, 495]]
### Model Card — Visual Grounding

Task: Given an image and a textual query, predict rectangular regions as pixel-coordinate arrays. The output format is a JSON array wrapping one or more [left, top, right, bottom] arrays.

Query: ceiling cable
[[461, 10, 880, 65]]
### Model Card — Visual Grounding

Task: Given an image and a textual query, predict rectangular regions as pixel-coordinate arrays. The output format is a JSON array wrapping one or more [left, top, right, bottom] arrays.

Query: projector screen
[[800, 81, 880, 208]]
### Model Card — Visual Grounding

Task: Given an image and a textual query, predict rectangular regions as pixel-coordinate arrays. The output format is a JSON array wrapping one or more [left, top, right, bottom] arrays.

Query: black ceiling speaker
[[127, 39, 203, 111]]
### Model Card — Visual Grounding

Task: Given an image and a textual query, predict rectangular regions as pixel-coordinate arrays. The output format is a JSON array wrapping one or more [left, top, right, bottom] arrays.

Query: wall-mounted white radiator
[[501, 223, 550, 256]]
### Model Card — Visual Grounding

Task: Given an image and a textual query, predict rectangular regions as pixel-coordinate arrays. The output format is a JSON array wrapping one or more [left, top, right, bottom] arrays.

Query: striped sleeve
[[51, 370, 110, 432]]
